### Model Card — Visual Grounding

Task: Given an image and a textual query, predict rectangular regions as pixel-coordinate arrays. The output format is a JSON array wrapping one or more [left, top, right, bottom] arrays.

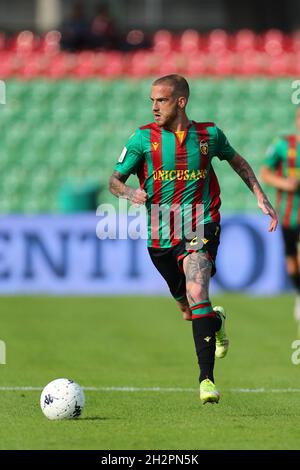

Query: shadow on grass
[[79, 416, 120, 421]]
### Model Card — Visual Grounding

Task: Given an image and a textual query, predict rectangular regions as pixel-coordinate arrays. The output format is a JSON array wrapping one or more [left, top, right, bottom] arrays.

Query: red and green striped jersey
[[264, 135, 300, 228], [114, 121, 236, 248]]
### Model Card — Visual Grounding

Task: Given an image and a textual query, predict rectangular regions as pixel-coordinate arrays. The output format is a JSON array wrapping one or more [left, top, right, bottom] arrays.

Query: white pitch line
[[0, 386, 300, 393]]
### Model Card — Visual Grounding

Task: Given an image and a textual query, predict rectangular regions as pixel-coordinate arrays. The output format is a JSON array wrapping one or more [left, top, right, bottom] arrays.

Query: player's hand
[[283, 177, 299, 192], [128, 188, 147, 205], [258, 197, 278, 232]]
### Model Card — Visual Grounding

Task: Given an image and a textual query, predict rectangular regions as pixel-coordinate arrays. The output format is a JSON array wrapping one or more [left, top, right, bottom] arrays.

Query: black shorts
[[281, 226, 300, 257], [148, 222, 221, 301]]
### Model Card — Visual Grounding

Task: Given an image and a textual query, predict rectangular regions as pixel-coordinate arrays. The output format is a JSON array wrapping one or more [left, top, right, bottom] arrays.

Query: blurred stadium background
[[1, 0, 300, 450], [1, 0, 299, 294]]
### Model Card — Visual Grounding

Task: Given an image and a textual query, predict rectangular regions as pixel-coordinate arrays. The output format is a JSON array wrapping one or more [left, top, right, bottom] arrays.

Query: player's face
[[296, 108, 300, 133], [151, 85, 179, 127]]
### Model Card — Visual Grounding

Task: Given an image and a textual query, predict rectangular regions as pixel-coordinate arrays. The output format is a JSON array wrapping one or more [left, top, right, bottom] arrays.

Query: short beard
[[160, 108, 179, 128]]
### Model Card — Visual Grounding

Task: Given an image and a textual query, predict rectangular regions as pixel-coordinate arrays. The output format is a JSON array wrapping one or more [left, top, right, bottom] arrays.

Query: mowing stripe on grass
[[1, 386, 300, 393]]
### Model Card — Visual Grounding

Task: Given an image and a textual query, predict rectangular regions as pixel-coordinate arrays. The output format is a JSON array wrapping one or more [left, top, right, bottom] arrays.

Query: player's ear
[[178, 96, 187, 109]]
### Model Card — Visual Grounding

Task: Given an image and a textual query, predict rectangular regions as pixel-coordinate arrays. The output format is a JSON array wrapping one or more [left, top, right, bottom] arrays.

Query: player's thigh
[[183, 222, 221, 277], [148, 247, 186, 299]]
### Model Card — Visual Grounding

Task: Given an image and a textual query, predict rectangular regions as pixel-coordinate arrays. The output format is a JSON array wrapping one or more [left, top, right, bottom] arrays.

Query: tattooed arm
[[229, 153, 278, 232], [109, 171, 147, 205]]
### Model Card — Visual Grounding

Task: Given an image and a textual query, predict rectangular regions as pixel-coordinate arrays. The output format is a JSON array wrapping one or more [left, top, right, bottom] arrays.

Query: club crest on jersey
[[200, 140, 208, 155], [152, 142, 159, 151]]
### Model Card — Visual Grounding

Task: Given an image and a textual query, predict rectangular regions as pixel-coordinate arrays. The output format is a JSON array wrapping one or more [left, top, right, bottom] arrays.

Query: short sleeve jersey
[[115, 121, 236, 248], [264, 135, 300, 228]]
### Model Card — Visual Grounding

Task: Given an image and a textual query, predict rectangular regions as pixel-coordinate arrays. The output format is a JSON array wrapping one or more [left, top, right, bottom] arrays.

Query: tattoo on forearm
[[109, 171, 134, 201], [184, 252, 212, 305], [230, 154, 261, 193], [261, 197, 274, 215], [230, 155, 276, 218]]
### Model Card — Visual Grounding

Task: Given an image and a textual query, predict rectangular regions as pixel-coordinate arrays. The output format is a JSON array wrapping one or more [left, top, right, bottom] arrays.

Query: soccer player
[[109, 74, 278, 404], [261, 108, 300, 334]]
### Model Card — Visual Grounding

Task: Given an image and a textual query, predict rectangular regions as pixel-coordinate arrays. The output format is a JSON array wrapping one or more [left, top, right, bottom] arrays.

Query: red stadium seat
[[0, 52, 16, 78], [234, 29, 257, 52], [153, 30, 173, 54], [154, 53, 184, 76], [19, 53, 50, 78], [41, 30, 62, 54], [180, 29, 201, 54], [267, 54, 290, 76], [100, 52, 124, 78], [74, 51, 96, 78], [185, 54, 207, 76], [262, 29, 284, 56], [237, 51, 262, 76], [47, 53, 76, 78], [209, 52, 234, 76], [208, 29, 230, 55], [15, 30, 39, 54], [127, 50, 154, 77], [0, 28, 298, 78], [93, 52, 108, 75]]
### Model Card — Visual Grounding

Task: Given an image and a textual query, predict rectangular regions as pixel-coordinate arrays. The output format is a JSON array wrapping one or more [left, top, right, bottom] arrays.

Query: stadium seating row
[[0, 78, 295, 213], [0, 29, 300, 78], [0, 49, 299, 78], [1, 29, 300, 54]]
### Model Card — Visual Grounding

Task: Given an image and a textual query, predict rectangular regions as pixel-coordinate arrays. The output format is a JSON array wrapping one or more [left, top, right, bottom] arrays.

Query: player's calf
[[176, 297, 192, 321]]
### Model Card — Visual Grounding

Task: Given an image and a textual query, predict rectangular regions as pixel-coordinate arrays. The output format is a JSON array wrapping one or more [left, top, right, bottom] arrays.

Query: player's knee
[[286, 256, 298, 275]]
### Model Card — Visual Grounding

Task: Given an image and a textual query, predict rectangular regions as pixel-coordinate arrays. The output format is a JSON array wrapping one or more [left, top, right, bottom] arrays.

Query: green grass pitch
[[0, 294, 299, 450]]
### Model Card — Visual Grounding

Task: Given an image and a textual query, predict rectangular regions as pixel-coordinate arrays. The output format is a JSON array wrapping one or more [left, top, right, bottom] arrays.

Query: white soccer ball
[[40, 378, 85, 420]]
